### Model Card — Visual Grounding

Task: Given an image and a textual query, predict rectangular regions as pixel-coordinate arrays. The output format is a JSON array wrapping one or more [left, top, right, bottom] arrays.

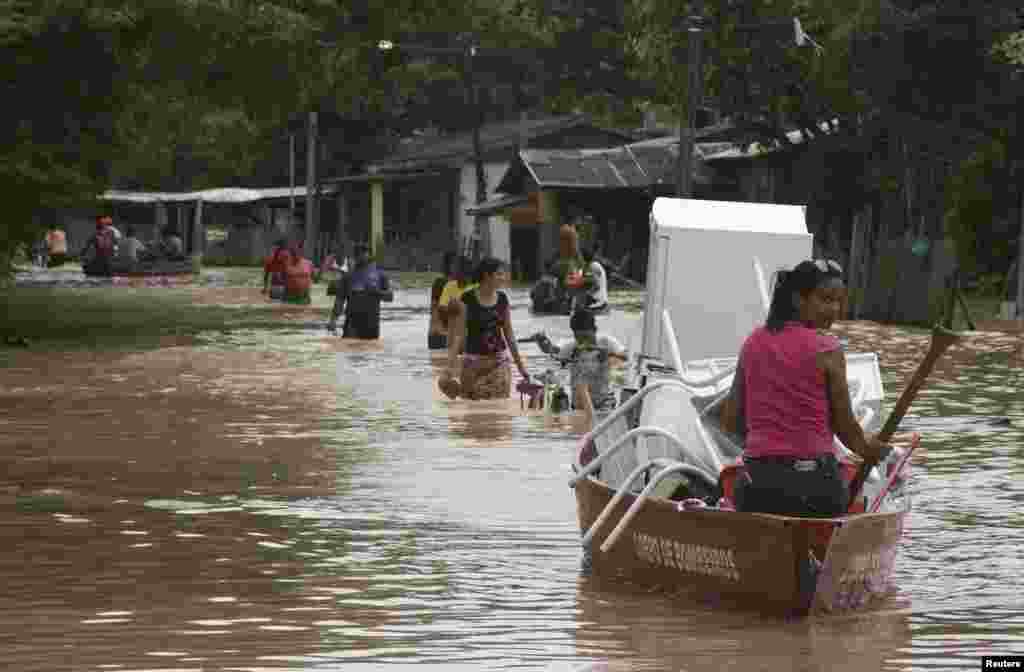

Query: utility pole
[[1018, 188, 1024, 320], [677, 1, 704, 199], [466, 43, 488, 261], [289, 133, 296, 221], [305, 111, 318, 261]]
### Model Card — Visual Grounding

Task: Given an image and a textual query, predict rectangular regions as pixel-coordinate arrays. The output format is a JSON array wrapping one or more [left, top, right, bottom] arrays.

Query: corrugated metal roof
[[101, 186, 337, 204], [367, 114, 638, 173], [516, 142, 714, 190]]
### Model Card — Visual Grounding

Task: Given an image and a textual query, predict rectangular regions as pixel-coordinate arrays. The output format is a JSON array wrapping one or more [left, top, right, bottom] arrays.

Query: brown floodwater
[[2, 283, 1023, 671]]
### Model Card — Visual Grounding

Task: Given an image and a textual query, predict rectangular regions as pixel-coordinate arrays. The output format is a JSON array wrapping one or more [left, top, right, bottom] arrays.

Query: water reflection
[[574, 576, 913, 671], [1, 289, 1023, 670]]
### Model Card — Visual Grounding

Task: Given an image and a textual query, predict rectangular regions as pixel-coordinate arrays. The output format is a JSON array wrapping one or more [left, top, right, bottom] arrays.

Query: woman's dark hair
[[570, 308, 597, 333], [765, 260, 843, 332], [474, 256, 506, 283], [581, 245, 595, 263]]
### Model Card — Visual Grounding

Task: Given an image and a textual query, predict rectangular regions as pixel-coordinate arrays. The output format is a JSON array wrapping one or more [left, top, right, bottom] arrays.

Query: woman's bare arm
[[821, 350, 883, 460], [501, 315, 529, 379], [718, 359, 745, 436], [444, 299, 466, 378]]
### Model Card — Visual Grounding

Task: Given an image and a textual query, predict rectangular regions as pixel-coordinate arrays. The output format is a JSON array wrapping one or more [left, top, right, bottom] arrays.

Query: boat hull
[[574, 476, 906, 615]]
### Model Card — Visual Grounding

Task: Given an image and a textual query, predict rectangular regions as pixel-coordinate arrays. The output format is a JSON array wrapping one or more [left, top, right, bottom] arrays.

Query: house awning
[[101, 186, 338, 204], [465, 194, 530, 216]]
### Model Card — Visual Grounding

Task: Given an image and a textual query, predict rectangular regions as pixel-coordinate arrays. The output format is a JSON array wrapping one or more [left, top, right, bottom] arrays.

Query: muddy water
[[2, 285, 1023, 671]]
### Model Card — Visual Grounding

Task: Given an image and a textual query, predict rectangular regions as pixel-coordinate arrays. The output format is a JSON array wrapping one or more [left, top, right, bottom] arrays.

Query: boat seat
[[591, 413, 633, 488], [586, 382, 730, 493], [638, 383, 722, 477]]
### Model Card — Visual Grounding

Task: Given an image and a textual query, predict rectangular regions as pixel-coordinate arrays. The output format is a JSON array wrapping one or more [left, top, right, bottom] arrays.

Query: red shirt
[[284, 257, 313, 294], [741, 324, 840, 459], [264, 247, 291, 275]]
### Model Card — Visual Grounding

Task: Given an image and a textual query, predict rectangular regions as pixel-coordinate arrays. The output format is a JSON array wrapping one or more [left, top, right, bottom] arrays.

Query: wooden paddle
[[847, 324, 961, 510]]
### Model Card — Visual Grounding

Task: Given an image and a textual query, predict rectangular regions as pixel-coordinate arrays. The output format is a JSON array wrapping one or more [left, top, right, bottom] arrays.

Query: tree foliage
[[4, 0, 1024, 276]]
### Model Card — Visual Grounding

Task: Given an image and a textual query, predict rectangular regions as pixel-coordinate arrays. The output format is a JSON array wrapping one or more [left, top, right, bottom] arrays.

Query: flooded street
[[2, 282, 1023, 671]]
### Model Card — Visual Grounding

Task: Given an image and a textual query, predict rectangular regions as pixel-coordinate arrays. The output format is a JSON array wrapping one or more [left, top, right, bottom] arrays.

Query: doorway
[[510, 226, 540, 281]]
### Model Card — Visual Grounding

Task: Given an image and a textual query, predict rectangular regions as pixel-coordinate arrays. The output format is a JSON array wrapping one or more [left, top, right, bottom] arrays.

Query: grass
[[0, 266, 532, 356], [0, 286, 290, 353], [3, 262, 1012, 357]]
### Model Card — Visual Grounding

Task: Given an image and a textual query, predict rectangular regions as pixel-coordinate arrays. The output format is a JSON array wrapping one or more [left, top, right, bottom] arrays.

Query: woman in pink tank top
[[719, 260, 887, 517]]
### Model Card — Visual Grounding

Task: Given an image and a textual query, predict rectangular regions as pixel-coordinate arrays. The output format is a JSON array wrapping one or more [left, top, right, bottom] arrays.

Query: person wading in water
[[327, 242, 393, 339], [282, 242, 314, 305], [718, 259, 888, 518], [428, 251, 457, 350], [535, 308, 627, 416], [440, 257, 530, 400], [262, 238, 290, 299]]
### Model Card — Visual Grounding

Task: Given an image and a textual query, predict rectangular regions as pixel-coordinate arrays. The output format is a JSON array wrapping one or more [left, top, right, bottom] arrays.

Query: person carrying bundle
[[439, 257, 530, 400]]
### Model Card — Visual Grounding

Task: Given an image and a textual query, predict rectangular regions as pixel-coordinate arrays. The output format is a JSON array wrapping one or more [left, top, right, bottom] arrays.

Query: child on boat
[[439, 257, 530, 400], [718, 259, 888, 518], [534, 309, 627, 414]]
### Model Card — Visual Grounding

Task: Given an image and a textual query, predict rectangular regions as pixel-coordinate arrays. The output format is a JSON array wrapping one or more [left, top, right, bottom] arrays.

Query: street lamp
[[378, 37, 488, 259], [676, 4, 705, 199], [677, 10, 825, 199]]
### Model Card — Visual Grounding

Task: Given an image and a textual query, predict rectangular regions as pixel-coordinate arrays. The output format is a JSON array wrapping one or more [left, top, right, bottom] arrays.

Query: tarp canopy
[[101, 186, 337, 204]]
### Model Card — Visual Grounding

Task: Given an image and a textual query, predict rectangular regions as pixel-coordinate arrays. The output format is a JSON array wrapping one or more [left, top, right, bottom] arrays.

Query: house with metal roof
[[461, 132, 750, 280], [323, 113, 639, 270], [460, 117, 853, 281]]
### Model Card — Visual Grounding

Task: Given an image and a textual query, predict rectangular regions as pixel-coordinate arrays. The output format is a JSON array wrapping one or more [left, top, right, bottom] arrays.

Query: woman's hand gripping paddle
[[847, 324, 961, 511]]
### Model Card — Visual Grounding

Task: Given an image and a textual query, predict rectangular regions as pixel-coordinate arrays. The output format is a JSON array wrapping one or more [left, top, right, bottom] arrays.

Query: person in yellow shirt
[[437, 256, 478, 340]]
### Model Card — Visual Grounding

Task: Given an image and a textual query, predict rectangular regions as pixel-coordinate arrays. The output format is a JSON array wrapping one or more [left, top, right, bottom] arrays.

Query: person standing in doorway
[[328, 242, 394, 339], [579, 245, 609, 313]]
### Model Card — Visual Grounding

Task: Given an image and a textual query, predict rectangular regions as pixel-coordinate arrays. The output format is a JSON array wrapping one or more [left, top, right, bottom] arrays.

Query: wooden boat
[[572, 404, 915, 616], [569, 198, 923, 616]]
